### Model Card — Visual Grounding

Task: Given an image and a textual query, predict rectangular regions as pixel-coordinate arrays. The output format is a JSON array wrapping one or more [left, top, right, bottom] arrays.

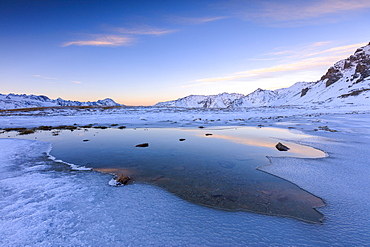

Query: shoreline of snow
[[47, 153, 92, 171]]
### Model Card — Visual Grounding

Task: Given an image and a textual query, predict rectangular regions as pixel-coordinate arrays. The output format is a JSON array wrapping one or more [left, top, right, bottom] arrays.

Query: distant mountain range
[[155, 42, 370, 108], [0, 94, 121, 110], [2, 42, 369, 110]]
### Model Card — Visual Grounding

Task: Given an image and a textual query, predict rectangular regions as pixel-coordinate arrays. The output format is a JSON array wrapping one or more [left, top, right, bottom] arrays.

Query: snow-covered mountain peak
[[154, 92, 244, 108], [320, 43, 370, 87], [0, 93, 122, 110], [155, 42, 370, 108]]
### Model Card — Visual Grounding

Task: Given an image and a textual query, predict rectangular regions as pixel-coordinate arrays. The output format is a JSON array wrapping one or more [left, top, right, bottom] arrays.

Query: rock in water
[[135, 143, 149, 147], [116, 174, 131, 185], [276, 142, 290, 151]]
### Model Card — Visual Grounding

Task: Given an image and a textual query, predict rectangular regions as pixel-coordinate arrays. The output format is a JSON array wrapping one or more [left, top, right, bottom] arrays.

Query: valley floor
[[1, 105, 370, 246]]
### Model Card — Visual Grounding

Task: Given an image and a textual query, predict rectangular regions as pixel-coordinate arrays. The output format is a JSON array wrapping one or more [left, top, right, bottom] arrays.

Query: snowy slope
[[156, 42, 370, 108], [232, 88, 277, 107], [0, 93, 122, 109], [244, 43, 370, 106], [291, 43, 370, 105]]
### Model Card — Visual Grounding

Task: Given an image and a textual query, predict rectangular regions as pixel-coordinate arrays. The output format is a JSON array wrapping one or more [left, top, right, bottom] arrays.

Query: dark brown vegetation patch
[[339, 88, 370, 98]]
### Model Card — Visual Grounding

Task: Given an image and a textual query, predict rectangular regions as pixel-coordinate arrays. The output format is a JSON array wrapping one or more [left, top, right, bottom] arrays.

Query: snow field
[[1, 109, 370, 246]]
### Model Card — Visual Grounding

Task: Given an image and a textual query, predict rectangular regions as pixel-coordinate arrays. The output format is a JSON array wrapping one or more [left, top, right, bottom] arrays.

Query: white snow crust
[[1, 106, 370, 246]]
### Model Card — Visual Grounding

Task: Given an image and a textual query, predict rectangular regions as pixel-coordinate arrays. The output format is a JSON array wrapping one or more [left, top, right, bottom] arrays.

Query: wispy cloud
[[62, 35, 133, 47], [262, 42, 366, 63], [191, 56, 341, 84], [32, 75, 58, 80], [305, 43, 367, 57], [225, 0, 370, 26], [172, 16, 228, 25], [32, 75, 85, 85], [114, 26, 177, 35], [259, 0, 370, 22], [63, 25, 175, 47], [186, 42, 367, 87]]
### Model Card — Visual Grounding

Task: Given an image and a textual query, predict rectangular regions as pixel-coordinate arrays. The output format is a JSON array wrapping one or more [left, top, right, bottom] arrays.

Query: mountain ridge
[[155, 42, 370, 108], [0, 93, 122, 110]]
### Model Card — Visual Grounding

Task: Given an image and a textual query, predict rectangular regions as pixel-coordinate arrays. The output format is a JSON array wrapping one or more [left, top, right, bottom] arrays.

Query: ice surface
[[6, 127, 325, 223], [1, 108, 370, 246]]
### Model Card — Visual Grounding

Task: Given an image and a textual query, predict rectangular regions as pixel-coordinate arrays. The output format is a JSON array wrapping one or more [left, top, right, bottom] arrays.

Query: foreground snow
[[1, 106, 370, 246]]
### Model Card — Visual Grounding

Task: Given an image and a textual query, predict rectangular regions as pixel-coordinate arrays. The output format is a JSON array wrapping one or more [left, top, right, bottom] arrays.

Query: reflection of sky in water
[[1, 127, 325, 223]]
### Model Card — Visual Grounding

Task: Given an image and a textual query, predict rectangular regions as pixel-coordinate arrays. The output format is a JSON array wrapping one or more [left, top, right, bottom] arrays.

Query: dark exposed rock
[[354, 62, 370, 83], [4, 127, 27, 132], [198, 126, 205, 128], [135, 143, 149, 147], [93, 126, 108, 129], [36, 126, 53, 130], [18, 129, 36, 135], [318, 126, 338, 132], [54, 125, 78, 131], [179, 138, 186, 141], [83, 139, 89, 142], [275, 142, 290, 151], [343, 60, 353, 69], [205, 133, 213, 136], [339, 88, 370, 98], [321, 67, 343, 87], [116, 174, 131, 185], [318, 43, 370, 88], [301, 87, 309, 97], [118, 126, 126, 129]]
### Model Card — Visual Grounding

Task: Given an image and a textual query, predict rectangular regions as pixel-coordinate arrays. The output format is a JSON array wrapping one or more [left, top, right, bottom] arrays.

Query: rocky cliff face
[[320, 42, 370, 87]]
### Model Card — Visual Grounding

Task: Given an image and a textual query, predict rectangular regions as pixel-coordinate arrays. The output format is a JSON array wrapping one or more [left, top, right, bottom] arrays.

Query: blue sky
[[1, 0, 370, 105]]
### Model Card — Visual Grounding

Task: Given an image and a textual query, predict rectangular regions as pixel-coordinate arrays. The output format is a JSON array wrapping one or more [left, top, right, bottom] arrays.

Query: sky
[[1, 0, 370, 106]]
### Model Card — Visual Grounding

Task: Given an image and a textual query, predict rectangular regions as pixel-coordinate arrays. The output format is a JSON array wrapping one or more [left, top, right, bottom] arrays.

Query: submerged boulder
[[275, 142, 290, 151], [135, 143, 149, 147]]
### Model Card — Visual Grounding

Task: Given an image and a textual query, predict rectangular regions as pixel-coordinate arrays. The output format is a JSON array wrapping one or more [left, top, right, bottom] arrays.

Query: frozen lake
[[1, 110, 370, 246], [1, 126, 325, 223]]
